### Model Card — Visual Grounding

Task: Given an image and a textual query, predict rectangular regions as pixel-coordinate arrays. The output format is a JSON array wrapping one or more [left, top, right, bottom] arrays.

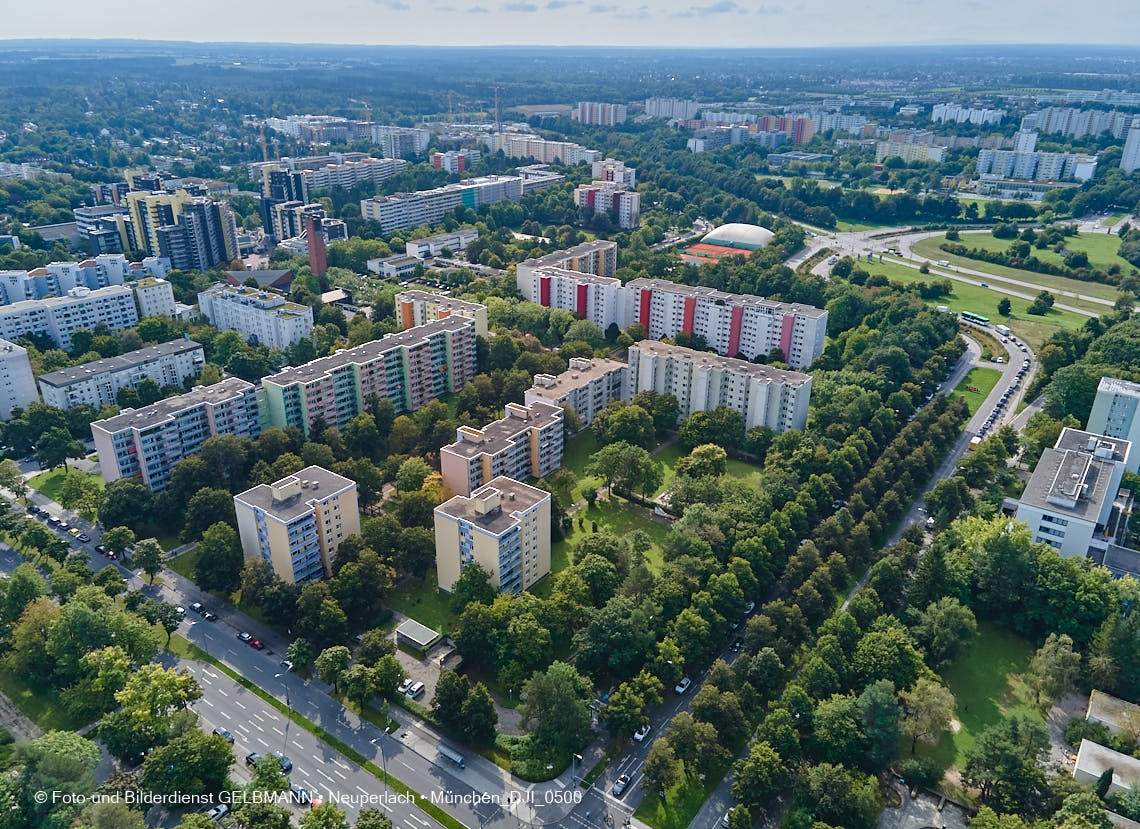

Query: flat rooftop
[[396, 290, 485, 314], [263, 316, 473, 386], [530, 265, 620, 287], [1020, 429, 1130, 521], [395, 618, 441, 649], [39, 339, 202, 388], [435, 476, 550, 535], [1087, 690, 1140, 732], [631, 340, 812, 385], [1075, 739, 1140, 790], [91, 376, 254, 434], [527, 358, 626, 403], [234, 464, 355, 522], [626, 277, 828, 319], [442, 400, 563, 460], [519, 239, 616, 269], [0, 285, 132, 313], [1098, 376, 1140, 398], [408, 229, 478, 244]]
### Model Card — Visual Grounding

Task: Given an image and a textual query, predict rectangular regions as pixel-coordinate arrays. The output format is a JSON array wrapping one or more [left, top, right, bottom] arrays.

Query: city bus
[[960, 311, 990, 326], [438, 744, 465, 769]]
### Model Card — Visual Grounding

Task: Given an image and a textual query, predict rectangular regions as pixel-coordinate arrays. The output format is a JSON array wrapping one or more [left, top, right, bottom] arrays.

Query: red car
[[249, 639, 265, 650]]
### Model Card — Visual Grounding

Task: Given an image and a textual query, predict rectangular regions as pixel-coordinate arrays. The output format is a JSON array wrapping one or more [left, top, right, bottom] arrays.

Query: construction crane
[[349, 98, 371, 127], [259, 123, 269, 163]]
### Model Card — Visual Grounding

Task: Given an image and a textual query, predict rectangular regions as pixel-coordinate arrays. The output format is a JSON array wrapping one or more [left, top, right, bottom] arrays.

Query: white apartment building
[[197, 283, 314, 350], [1086, 376, 1140, 472], [1013, 129, 1039, 153], [1015, 428, 1132, 559], [525, 357, 628, 426], [591, 158, 636, 187], [91, 377, 262, 491], [515, 239, 618, 288], [977, 149, 1098, 182], [0, 254, 132, 305], [517, 164, 566, 193], [360, 175, 524, 234], [620, 278, 828, 369], [0, 339, 39, 419], [38, 338, 205, 410], [520, 267, 623, 330], [369, 125, 431, 158], [480, 133, 601, 165], [434, 476, 551, 594], [574, 182, 641, 229], [432, 149, 481, 174], [645, 98, 701, 120], [931, 104, 1005, 125], [1123, 117, 1140, 174], [258, 156, 408, 204], [396, 290, 488, 337], [0, 286, 139, 351], [576, 102, 628, 126], [130, 277, 177, 318], [627, 340, 812, 433], [1022, 108, 1133, 140], [440, 401, 564, 497], [874, 141, 947, 164], [404, 228, 479, 258]]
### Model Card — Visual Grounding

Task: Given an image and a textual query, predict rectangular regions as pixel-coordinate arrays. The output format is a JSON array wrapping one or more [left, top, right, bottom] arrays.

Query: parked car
[[249, 639, 265, 650], [76, 533, 90, 542], [271, 751, 292, 773], [66, 526, 79, 536], [175, 606, 186, 617], [212, 727, 234, 744], [190, 602, 205, 614], [47, 516, 60, 527], [399, 678, 413, 695], [205, 803, 229, 821], [245, 752, 263, 767], [744, 600, 756, 614], [612, 774, 631, 796], [674, 677, 692, 694], [237, 632, 253, 643], [290, 784, 312, 805], [634, 723, 651, 742], [280, 659, 294, 672], [203, 611, 217, 622], [406, 681, 425, 699], [729, 639, 743, 653], [94, 544, 106, 555], [722, 807, 735, 827]]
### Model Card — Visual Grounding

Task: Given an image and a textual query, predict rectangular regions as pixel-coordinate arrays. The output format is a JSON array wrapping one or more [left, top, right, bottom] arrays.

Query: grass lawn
[[167, 547, 198, 581], [911, 234, 1125, 306], [910, 622, 1041, 774], [561, 431, 602, 504], [559, 499, 673, 574], [28, 467, 104, 503], [385, 570, 455, 635], [858, 258, 1084, 350], [653, 442, 767, 498], [947, 230, 1134, 277], [635, 770, 727, 829], [952, 367, 1003, 416], [0, 669, 86, 732]]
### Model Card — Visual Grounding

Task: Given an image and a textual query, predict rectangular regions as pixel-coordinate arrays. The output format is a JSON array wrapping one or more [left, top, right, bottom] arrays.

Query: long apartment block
[[434, 476, 551, 595], [197, 283, 315, 350], [39, 338, 205, 410], [515, 240, 618, 286], [0, 286, 139, 351], [396, 290, 488, 337], [0, 254, 131, 305], [621, 278, 828, 369], [91, 377, 262, 491], [440, 400, 564, 497], [261, 317, 476, 437], [360, 175, 524, 234], [524, 357, 628, 426], [627, 340, 812, 432]]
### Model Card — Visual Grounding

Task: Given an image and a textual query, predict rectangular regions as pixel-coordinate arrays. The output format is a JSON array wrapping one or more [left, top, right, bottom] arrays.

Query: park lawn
[[635, 767, 728, 829], [560, 499, 672, 573], [28, 467, 105, 503], [561, 431, 602, 504], [940, 231, 1133, 280], [952, 367, 1002, 417], [858, 258, 1082, 349], [386, 570, 456, 635], [911, 235, 1123, 306], [910, 622, 1040, 774], [653, 442, 766, 497], [0, 668, 86, 732]]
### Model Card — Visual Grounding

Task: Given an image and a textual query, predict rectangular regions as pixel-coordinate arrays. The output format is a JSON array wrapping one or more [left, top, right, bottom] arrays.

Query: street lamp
[[370, 736, 387, 781]]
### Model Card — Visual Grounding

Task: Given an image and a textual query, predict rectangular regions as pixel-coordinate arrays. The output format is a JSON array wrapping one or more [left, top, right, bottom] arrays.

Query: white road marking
[[356, 785, 368, 795], [399, 761, 415, 771], [332, 759, 350, 770], [317, 768, 334, 782], [334, 769, 347, 780], [233, 701, 247, 710], [252, 712, 266, 722], [406, 815, 428, 827], [200, 698, 213, 707], [292, 740, 306, 750], [256, 737, 268, 747], [219, 710, 232, 720], [271, 727, 284, 736]]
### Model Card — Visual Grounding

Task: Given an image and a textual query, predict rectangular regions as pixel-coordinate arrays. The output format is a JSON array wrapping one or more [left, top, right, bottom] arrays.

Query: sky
[[4, 0, 1139, 47]]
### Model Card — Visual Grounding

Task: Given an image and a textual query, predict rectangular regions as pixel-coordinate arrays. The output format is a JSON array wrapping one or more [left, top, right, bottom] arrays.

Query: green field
[[385, 570, 456, 634], [553, 498, 672, 577], [912, 234, 1126, 309], [951, 367, 1003, 416], [911, 622, 1040, 773], [635, 767, 729, 829], [28, 467, 105, 503], [0, 669, 86, 732], [560, 431, 602, 504], [857, 257, 1085, 350], [933, 231, 1133, 290]]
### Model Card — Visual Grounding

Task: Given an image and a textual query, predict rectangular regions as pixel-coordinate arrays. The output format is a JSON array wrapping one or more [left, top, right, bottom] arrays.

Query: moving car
[[238, 632, 253, 643], [612, 774, 631, 796], [280, 658, 294, 672], [212, 727, 234, 744], [674, 677, 692, 694], [249, 638, 265, 650], [202, 611, 217, 622], [634, 723, 651, 742], [190, 602, 204, 614]]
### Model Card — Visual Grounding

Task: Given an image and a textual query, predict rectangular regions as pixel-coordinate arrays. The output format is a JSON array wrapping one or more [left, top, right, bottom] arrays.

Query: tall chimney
[[306, 214, 327, 277]]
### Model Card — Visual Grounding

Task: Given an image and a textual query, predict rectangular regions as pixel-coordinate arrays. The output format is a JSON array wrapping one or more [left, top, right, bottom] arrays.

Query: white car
[[674, 677, 692, 694], [633, 723, 651, 742]]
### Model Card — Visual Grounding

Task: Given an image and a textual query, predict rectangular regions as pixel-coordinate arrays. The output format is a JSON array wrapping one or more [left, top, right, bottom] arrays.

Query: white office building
[[1015, 428, 1132, 559], [1086, 376, 1140, 472], [525, 357, 628, 426], [405, 228, 479, 258], [38, 338, 205, 410], [0, 286, 139, 351], [197, 283, 314, 350], [627, 340, 812, 432], [0, 339, 39, 419]]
